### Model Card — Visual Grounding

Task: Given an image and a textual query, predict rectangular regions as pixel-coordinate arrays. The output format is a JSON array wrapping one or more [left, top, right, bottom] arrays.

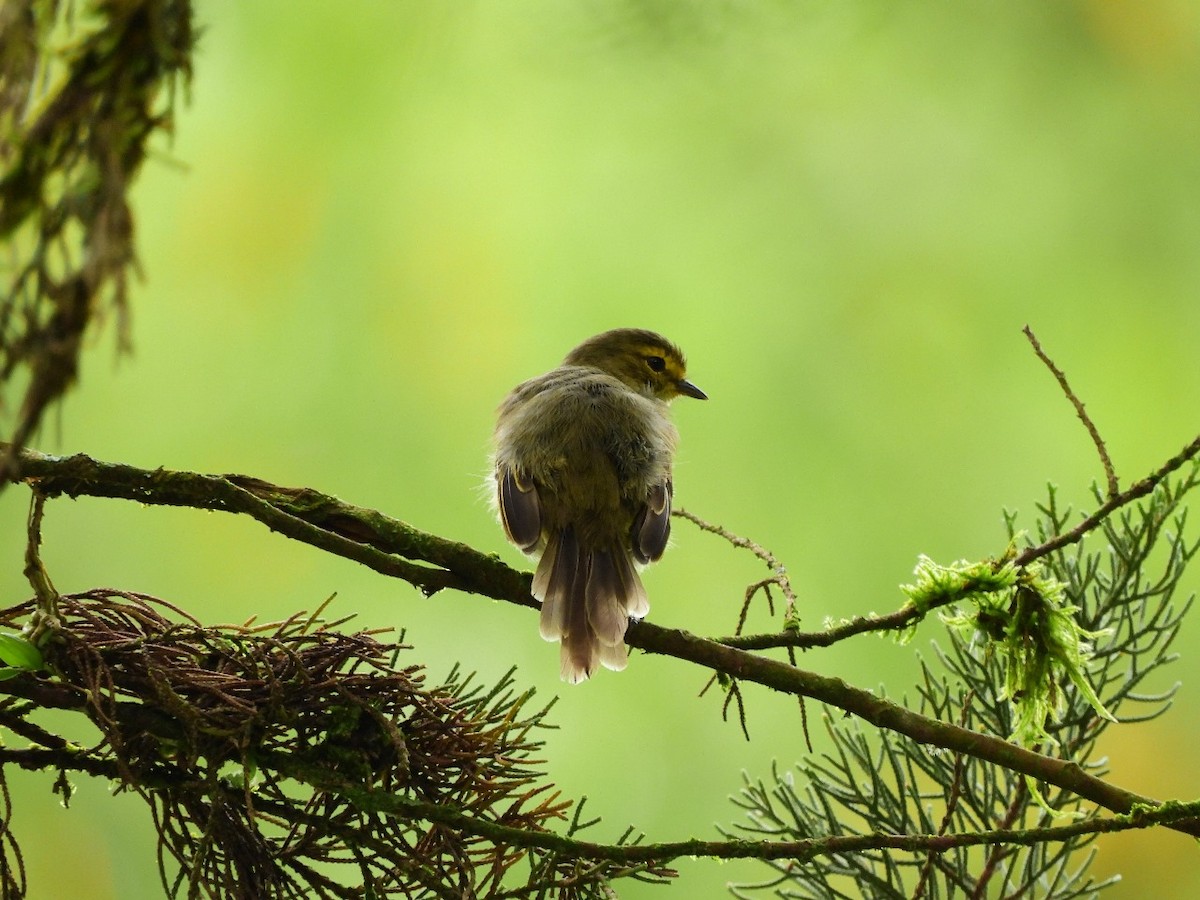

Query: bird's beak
[[677, 379, 708, 400]]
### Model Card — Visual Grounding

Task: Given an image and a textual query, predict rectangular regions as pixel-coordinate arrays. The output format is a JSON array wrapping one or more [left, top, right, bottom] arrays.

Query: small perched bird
[[492, 328, 706, 683]]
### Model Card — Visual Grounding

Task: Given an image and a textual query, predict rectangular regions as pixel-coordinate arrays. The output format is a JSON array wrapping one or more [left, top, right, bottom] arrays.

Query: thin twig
[[1015, 432, 1200, 567], [720, 604, 950, 651], [674, 507, 798, 620], [23, 491, 59, 640], [912, 691, 974, 899], [1023, 325, 1118, 498], [722, 680, 751, 741], [675, 509, 798, 741], [7, 734, 1194, 874], [787, 644, 813, 753], [970, 780, 1029, 900]]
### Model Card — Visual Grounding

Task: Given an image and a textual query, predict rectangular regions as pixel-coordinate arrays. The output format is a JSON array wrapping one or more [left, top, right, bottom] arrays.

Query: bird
[[492, 328, 706, 682]]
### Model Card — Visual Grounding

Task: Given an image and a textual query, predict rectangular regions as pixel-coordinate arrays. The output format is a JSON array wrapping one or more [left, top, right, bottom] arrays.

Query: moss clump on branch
[[902, 554, 1114, 747]]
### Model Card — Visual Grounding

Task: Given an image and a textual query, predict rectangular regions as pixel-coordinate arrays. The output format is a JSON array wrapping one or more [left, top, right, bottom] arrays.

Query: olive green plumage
[[493, 328, 706, 683]]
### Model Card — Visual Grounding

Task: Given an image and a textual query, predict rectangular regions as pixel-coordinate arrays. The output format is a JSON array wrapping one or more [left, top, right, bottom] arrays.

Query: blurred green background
[[3, 1, 1200, 897]]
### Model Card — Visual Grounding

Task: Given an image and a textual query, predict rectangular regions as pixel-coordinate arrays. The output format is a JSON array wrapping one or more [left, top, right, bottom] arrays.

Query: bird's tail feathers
[[532, 527, 649, 683]]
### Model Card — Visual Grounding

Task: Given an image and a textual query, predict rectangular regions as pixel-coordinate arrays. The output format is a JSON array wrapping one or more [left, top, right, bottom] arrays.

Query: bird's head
[[563, 328, 707, 402]]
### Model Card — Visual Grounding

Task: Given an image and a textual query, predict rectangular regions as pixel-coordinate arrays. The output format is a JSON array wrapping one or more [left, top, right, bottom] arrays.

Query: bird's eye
[[646, 356, 666, 373]]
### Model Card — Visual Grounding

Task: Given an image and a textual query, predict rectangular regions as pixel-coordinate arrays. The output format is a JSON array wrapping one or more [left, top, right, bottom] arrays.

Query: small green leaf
[[0, 633, 43, 671]]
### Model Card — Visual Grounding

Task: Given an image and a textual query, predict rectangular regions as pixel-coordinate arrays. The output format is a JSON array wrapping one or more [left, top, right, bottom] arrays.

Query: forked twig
[[673, 507, 798, 624], [676, 508, 810, 746]]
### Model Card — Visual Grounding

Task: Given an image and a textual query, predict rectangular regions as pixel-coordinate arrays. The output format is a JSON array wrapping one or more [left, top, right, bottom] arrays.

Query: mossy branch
[[5, 441, 1199, 840]]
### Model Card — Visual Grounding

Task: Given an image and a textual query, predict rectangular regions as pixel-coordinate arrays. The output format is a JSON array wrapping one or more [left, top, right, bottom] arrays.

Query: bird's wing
[[631, 478, 672, 565], [497, 466, 542, 553]]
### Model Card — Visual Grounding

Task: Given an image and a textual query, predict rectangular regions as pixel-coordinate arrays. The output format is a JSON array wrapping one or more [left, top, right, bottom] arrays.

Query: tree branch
[[6, 446, 532, 605], [4, 442, 1199, 837], [275, 761, 1200, 866], [5, 738, 1197, 871]]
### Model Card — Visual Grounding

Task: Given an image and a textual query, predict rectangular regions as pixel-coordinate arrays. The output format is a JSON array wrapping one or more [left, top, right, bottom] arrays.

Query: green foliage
[[901, 555, 1018, 619], [900, 552, 1114, 748], [940, 564, 1115, 748], [727, 466, 1199, 899]]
